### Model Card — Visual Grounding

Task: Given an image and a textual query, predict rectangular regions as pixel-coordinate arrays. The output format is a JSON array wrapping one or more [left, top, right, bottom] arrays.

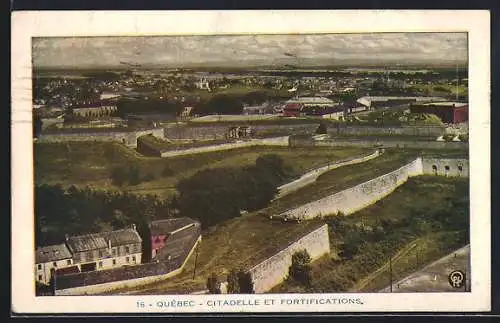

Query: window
[[37, 264, 42, 270], [132, 255, 136, 262], [126, 257, 130, 263], [98, 261, 103, 268], [67, 259, 72, 265], [112, 259, 116, 266], [445, 165, 450, 171], [458, 165, 463, 172], [38, 275, 42, 281], [125, 246, 130, 254], [432, 165, 437, 171], [53, 262, 57, 267]]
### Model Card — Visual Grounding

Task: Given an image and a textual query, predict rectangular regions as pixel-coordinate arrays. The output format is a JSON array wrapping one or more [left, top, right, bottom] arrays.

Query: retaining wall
[[313, 139, 468, 150], [38, 128, 165, 148], [159, 137, 289, 158], [328, 125, 445, 137], [278, 158, 469, 221], [248, 224, 330, 294], [276, 150, 381, 199]]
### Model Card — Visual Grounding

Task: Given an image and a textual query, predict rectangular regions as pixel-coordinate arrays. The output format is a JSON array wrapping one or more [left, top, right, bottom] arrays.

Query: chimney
[[65, 234, 69, 241], [108, 239, 112, 250], [132, 223, 137, 231]]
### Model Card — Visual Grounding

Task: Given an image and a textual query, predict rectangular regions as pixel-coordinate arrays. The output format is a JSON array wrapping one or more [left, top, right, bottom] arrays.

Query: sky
[[32, 33, 468, 68]]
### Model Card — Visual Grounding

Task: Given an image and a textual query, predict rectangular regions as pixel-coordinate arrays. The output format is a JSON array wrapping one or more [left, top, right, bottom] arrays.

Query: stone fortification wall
[[422, 158, 469, 177], [163, 123, 319, 141], [278, 158, 424, 221], [328, 125, 445, 137], [276, 150, 381, 199], [37, 128, 165, 148], [306, 138, 467, 150], [248, 224, 330, 294], [278, 158, 470, 221], [159, 137, 289, 158]]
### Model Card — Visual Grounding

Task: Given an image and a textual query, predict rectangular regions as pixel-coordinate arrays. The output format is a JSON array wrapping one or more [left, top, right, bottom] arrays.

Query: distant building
[[283, 97, 337, 117], [356, 96, 448, 110], [35, 244, 73, 285], [148, 217, 201, 261], [99, 93, 121, 101], [71, 100, 118, 118], [410, 102, 469, 124]]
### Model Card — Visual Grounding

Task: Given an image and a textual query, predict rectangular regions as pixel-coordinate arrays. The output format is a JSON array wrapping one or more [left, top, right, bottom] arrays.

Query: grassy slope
[[270, 176, 469, 293], [35, 141, 370, 199]]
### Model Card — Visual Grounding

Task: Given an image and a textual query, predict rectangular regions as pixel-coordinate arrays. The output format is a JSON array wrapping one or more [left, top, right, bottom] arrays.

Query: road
[[379, 244, 470, 293]]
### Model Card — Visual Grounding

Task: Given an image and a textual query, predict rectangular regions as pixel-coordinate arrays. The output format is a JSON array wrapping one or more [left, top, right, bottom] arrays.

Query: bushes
[[226, 269, 255, 294], [206, 272, 221, 294], [288, 250, 312, 286]]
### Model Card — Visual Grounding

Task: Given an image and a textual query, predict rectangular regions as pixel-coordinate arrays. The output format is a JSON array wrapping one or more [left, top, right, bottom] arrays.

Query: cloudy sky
[[32, 33, 467, 68]]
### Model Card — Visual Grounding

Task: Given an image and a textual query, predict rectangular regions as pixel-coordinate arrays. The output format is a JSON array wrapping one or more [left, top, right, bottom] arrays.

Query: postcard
[[11, 10, 491, 314]]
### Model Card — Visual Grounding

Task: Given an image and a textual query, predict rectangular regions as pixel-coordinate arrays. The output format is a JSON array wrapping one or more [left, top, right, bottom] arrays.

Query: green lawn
[[35, 141, 370, 199]]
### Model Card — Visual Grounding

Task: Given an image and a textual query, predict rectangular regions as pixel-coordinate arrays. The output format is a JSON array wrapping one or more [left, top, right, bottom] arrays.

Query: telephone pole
[[192, 245, 199, 280], [389, 257, 393, 293]]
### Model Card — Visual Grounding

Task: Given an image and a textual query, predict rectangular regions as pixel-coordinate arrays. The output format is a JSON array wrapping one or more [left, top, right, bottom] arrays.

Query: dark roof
[[36, 244, 72, 263], [55, 265, 81, 276], [66, 228, 142, 253], [149, 217, 199, 236], [153, 223, 201, 262]]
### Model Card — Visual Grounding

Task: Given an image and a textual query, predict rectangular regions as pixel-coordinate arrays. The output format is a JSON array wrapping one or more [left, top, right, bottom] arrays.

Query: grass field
[[35, 141, 370, 199], [270, 176, 469, 293]]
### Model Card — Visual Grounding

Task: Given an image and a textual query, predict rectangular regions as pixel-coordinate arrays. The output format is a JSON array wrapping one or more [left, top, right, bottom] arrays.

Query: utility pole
[[192, 245, 199, 280], [389, 256, 393, 293]]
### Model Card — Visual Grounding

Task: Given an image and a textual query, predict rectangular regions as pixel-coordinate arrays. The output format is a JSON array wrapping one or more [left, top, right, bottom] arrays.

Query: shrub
[[458, 133, 469, 142], [238, 270, 255, 294], [289, 249, 312, 286], [206, 272, 221, 294], [226, 269, 240, 294]]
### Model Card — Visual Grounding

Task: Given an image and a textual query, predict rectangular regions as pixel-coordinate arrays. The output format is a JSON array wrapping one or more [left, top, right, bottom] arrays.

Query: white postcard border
[[11, 10, 491, 313]]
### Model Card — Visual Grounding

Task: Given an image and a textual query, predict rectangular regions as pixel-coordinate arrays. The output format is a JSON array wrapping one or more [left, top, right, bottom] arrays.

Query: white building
[[35, 244, 74, 285]]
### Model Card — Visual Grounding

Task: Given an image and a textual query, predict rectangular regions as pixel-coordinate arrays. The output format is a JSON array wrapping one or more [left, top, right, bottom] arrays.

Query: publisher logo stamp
[[448, 270, 465, 288]]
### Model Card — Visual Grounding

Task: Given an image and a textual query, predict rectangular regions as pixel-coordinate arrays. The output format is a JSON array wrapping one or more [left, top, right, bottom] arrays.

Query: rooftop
[[149, 217, 199, 236], [36, 244, 73, 264], [66, 227, 142, 253], [286, 97, 334, 105]]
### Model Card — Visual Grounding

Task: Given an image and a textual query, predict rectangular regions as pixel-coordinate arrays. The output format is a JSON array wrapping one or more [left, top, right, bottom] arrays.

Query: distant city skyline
[[32, 33, 468, 68]]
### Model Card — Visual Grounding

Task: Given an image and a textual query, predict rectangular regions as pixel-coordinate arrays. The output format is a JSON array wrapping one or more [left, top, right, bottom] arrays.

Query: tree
[[111, 167, 126, 187], [128, 165, 141, 186], [201, 94, 243, 115], [289, 249, 312, 286], [206, 272, 221, 294], [226, 269, 240, 294], [237, 270, 255, 294]]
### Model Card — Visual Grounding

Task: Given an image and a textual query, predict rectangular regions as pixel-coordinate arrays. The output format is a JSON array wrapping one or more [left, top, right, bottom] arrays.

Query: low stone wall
[[248, 224, 330, 294], [328, 125, 445, 137], [276, 150, 381, 199], [38, 127, 165, 148], [159, 137, 289, 158], [315, 139, 468, 150], [277, 158, 469, 221]]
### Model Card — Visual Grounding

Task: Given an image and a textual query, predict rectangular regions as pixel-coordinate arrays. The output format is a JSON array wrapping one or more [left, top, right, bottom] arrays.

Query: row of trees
[[175, 154, 296, 227]]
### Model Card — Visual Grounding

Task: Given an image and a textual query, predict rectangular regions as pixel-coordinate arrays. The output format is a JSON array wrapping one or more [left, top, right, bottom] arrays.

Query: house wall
[[248, 224, 330, 294], [35, 258, 74, 285]]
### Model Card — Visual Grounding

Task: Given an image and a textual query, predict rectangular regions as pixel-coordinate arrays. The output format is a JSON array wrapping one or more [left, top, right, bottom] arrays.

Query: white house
[[35, 244, 74, 285]]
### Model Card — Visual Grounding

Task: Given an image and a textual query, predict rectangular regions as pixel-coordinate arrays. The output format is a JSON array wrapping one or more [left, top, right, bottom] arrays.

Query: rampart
[[37, 128, 165, 148], [159, 137, 289, 158], [278, 158, 469, 221], [248, 224, 330, 293], [276, 150, 381, 199], [328, 125, 445, 137]]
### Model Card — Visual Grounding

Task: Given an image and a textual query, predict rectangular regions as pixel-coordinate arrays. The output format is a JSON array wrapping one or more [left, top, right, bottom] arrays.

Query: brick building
[[410, 102, 469, 124]]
